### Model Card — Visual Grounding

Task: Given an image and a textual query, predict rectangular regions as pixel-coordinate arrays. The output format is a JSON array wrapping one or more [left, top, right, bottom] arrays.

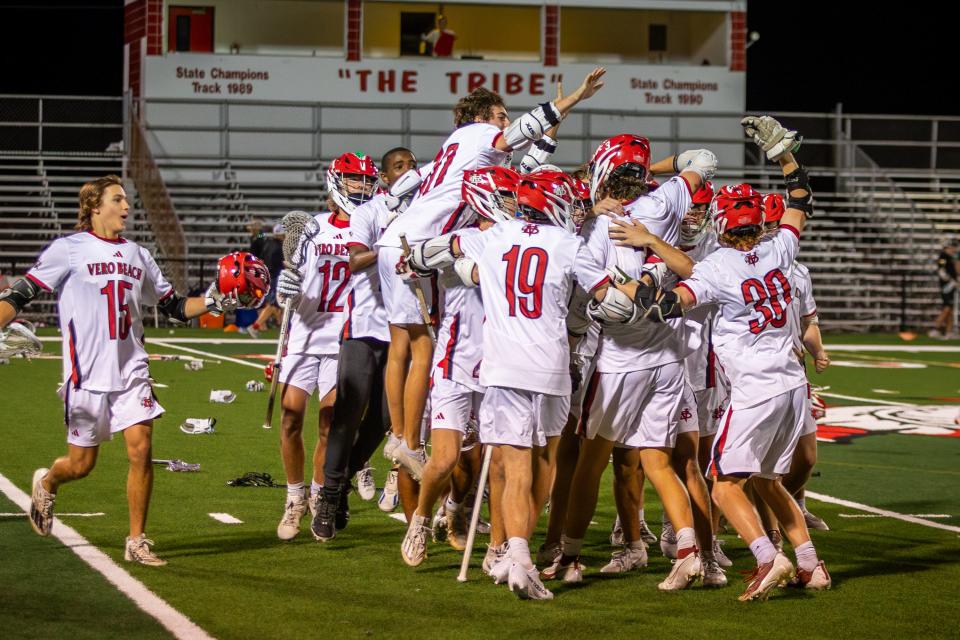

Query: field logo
[[817, 405, 960, 443]]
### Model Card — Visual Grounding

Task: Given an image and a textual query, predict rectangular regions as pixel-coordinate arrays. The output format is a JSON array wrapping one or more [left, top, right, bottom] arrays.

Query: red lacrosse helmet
[[517, 171, 575, 233], [681, 181, 715, 244], [570, 177, 592, 230], [462, 166, 521, 223], [217, 251, 271, 309], [712, 184, 764, 235], [762, 192, 786, 223], [589, 134, 652, 201], [326, 152, 378, 213]]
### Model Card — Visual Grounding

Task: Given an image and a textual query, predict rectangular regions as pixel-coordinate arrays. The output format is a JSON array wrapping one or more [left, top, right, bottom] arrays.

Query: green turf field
[[1, 329, 958, 639]]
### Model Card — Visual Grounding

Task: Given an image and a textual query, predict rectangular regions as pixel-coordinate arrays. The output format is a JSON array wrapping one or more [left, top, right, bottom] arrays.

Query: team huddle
[[0, 66, 833, 602]]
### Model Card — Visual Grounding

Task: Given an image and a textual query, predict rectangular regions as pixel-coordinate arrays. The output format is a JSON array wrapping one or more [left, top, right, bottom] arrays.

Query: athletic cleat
[[658, 552, 703, 591], [601, 545, 648, 574], [277, 494, 308, 541], [356, 465, 376, 501], [803, 509, 830, 531], [401, 514, 431, 567], [542, 557, 583, 583], [310, 492, 338, 542], [446, 508, 469, 551], [508, 562, 555, 600], [393, 443, 428, 482], [244, 324, 260, 339], [378, 467, 399, 512], [336, 490, 350, 531], [738, 552, 795, 602], [432, 504, 448, 543], [638, 519, 658, 545], [713, 536, 733, 568], [536, 542, 561, 566], [490, 556, 513, 584], [788, 560, 832, 590], [483, 543, 509, 577], [29, 468, 55, 537], [609, 515, 624, 547], [383, 432, 402, 461], [660, 520, 678, 559], [702, 558, 728, 588], [124, 534, 167, 567]]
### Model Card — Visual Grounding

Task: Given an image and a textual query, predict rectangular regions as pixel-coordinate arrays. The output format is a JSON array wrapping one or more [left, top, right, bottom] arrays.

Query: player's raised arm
[[741, 115, 811, 233], [494, 67, 606, 153]]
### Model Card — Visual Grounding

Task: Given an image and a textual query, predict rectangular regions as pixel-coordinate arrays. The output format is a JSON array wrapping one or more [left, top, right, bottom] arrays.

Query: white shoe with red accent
[[657, 551, 702, 591], [738, 552, 795, 602], [789, 560, 832, 590]]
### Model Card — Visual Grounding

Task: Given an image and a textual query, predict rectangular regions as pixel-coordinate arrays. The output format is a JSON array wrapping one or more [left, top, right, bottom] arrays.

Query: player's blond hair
[[453, 88, 505, 127], [76, 174, 122, 231], [719, 226, 764, 251], [599, 175, 648, 202]]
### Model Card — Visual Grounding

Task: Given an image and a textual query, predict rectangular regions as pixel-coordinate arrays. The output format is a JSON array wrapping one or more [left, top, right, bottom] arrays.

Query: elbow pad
[[587, 287, 641, 325], [633, 283, 683, 323], [785, 165, 814, 218], [453, 257, 479, 288], [518, 135, 558, 174], [0, 277, 43, 313], [157, 292, 189, 322], [501, 102, 561, 150], [407, 233, 459, 272]]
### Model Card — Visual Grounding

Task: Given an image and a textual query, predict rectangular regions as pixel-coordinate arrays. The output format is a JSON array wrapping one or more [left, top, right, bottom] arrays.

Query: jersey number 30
[[741, 268, 792, 334], [502, 245, 548, 319]]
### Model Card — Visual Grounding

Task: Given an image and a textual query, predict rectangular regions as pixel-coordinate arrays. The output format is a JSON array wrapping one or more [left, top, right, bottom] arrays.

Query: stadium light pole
[[745, 31, 760, 49]]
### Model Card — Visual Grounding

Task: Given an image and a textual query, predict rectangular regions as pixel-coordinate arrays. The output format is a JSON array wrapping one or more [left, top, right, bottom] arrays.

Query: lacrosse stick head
[[280, 210, 318, 271], [0, 320, 42, 359]]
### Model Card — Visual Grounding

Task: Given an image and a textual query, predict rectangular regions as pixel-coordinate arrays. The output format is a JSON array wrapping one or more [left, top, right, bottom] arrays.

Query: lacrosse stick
[[399, 233, 436, 342], [0, 320, 42, 359], [152, 459, 201, 472], [457, 444, 493, 582], [263, 211, 319, 429]]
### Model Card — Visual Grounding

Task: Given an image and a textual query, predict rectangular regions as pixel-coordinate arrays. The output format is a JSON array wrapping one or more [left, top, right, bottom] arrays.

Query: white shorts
[[568, 356, 597, 421], [693, 384, 729, 437], [709, 385, 807, 479], [60, 378, 164, 448], [479, 386, 569, 448], [430, 375, 483, 434], [800, 384, 817, 436], [378, 246, 435, 326], [580, 361, 685, 449], [676, 383, 700, 435], [278, 352, 338, 397]]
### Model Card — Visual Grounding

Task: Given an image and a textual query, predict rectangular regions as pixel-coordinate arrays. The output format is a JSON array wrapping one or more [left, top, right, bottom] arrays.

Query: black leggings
[[322, 337, 390, 495]]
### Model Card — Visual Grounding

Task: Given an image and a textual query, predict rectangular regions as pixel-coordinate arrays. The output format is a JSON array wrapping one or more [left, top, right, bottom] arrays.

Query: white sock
[[287, 481, 304, 499], [676, 526, 697, 555], [749, 535, 778, 565], [627, 540, 646, 551], [509, 536, 533, 569], [638, 508, 645, 522], [797, 495, 806, 510], [560, 534, 583, 558], [444, 496, 462, 514], [310, 480, 323, 498], [794, 541, 820, 572]]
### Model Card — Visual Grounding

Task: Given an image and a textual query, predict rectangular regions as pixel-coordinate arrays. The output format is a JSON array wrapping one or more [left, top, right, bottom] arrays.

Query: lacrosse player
[[374, 68, 608, 492], [0, 175, 243, 566], [314, 147, 419, 540], [272, 153, 375, 542], [611, 117, 831, 600]]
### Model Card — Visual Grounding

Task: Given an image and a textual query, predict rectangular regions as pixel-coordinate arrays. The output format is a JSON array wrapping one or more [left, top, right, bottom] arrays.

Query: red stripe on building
[[346, 0, 362, 61], [543, 5, 559, 67], [729, 11, 746, 72]]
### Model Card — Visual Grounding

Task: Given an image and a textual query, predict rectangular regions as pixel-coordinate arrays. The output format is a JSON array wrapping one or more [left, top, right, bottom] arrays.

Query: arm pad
[[633, 282, 684, 323], [453, 257, 479, 287], [157, 292, 189, 322], [0, 277, 43, 314], [408, 233, 459, 272], [587, 287, 641, 325], [785, 164, 813, 217], [501, 102, 561, 150], [518, 135, 558, 174]]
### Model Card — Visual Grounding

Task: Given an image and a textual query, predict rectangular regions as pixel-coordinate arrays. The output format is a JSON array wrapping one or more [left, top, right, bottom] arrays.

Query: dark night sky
[[0, 0, 957, 115]]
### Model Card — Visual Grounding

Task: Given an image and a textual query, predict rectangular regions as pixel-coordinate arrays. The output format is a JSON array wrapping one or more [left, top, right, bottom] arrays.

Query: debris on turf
[[245, 380, 264, 392], [209, 389, 236, 403], [153, 458, 202, 472], [180, 418, 217, 434], [227, 471, 284, 487]]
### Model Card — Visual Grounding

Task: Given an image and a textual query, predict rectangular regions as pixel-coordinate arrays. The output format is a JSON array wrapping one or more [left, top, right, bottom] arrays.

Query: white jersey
[[432, 228, 485, 391], [27, 232, 172, 392], [680, 231, 724, 391], [581, 177, 692, 373], [458, 219, 608, 396], [286, 212, 352, 356], [680, 226, 807, 409], [786, 260, 817, 352], [378, 123, 510, 248], [342, 195, 390, 342]]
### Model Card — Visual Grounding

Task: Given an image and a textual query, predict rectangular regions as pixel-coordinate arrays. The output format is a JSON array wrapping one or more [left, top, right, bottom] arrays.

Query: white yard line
[[208, 513, 243, 524], [818, 391, 913, 407], [0, 472, 214, 640], [0, 511, 105, 517], [806, 490, 960, 534], [838, 513, 952, 519], [149, 339, 263, 370]]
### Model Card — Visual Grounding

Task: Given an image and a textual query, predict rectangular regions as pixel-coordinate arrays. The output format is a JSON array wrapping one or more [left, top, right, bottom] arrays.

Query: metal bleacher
[[2, 95, 958, 331]]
